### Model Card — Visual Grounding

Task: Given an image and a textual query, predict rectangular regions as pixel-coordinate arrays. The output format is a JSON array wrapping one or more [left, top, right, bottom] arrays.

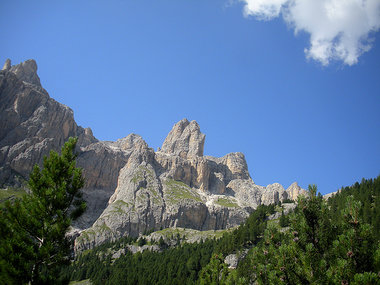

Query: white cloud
[[242, 0, 380, 65], [243, 0, 288, 20]]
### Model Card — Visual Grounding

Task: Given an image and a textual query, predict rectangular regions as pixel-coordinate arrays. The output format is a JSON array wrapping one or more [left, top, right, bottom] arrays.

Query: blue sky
[[1, 1, 379, 194]]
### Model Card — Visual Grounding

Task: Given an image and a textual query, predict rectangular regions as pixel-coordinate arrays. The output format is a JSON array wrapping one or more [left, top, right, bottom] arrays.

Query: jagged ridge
[[0, 59, 308, 252]]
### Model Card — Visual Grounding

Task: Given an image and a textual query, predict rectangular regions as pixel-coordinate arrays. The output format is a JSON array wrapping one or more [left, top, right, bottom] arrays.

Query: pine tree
[[199, 254, 230, 285], [279, 210, 289, 227], [246, 184, 380, 284], [0, 137, 86, 284], [138, 237, 146, 247], [326, 196, 379, 283]]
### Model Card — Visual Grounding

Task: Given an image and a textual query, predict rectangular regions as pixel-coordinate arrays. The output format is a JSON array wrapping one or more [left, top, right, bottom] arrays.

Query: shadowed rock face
[[1, 59, 308, 252], [0, 60, 90, 184], [0, 59, 126, 227]]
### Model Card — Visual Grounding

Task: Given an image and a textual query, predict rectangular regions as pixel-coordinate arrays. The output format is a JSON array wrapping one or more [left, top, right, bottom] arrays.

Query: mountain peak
[[286, 182, 308, 200], [2, 59, 11, 71], [8, 59, 41, 87], [161, 119, 205, 157]]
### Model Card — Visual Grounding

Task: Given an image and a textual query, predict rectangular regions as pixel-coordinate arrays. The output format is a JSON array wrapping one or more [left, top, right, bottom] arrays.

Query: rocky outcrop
[[225, 254, 239, 269], [261, 183, 287, 205], [9, 59, 42, 87], [0, 60, 87, 184], [2, 59, 11, 71], [286, 182, 308, 201], [1, 59, 309, 252], [323, 190, 338, 200]]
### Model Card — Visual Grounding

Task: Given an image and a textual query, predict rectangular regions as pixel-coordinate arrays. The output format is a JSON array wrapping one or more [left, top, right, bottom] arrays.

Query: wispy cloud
[[242, 0, 380, 65]]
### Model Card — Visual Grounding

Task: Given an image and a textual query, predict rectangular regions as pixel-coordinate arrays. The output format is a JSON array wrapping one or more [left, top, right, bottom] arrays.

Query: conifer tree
[[0, 137, 86, 284], [326, 196, 380, 283], [246, 184, 380, 284], [279, 210, 289, 227], [199, 254, 230, 285]]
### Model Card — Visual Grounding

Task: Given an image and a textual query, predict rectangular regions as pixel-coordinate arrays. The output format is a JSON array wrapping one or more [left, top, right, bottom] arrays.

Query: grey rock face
[[161, 119, 205, 157], [0, 59, 125, 228], [0, 61, 87, 184], [261, 183, 287, 205], [74, 119, 306, 251], [2, 59, 308, 252], [286, 182, 308, 201], [225, 254, 239, 269], [2, 59, 11, 71], [323, 190, 338, 200], [9, 59, 42, 87]]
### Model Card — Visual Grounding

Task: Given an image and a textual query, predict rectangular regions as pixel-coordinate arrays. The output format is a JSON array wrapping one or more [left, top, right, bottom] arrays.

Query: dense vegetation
[[0, 138, 86, 285], [238, 182, 380, 284], [328, 177, 380, 240]]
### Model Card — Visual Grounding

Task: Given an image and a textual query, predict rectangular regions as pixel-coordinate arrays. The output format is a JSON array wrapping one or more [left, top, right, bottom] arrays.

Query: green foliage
[[199, 253, 247, 285], [214, 204, 273, 256], [164, 179, 203, 203], [279, 210, 290, 227], [137, 237, 146, 247], [242, 181, 380, 284], [327, 176, 380, 240], [199, 254, 229, 285], [215, 197, 239, 208], [154, 227, 231, 243], [69, 280, 92, 285], [326, 196, 377, 283], [158, 236, 167, 249], [64, 239, 216, 285], [0, 137, 86, 284], [0, 187, 27, 208]]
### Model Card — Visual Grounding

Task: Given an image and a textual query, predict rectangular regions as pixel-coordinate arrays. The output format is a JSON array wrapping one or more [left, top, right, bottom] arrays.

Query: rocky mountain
[[0, 59, 308, 251]]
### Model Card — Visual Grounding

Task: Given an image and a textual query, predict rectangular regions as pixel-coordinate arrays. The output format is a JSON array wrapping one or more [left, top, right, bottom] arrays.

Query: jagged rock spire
[[9, 59, 41, 86], [286, 182, 308, 200], [2, 59, 11, 71], [161, 119, 205, 158]]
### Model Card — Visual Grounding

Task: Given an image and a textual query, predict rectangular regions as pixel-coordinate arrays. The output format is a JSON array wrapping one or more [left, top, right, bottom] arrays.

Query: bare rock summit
[[286, 182, 308, 200], [161, 119, 205, 157], [2, 59, 11, 71], [9, 59, 42, 87]]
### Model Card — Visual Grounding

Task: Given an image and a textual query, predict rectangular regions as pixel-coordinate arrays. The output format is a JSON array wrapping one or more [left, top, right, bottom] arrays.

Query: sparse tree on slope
[[0, 137, 86, 284]]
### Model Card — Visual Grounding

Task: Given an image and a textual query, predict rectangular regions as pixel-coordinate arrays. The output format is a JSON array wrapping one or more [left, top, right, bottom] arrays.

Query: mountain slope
[[0, 59, 308, 251]]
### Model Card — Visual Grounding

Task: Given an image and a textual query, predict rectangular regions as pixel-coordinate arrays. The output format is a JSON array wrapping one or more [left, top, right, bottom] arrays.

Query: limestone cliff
[[0, 59, 308, 252], [74, 118, 308, 251]]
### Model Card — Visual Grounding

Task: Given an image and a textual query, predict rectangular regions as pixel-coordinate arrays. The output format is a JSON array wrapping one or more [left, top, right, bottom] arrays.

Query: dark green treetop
[[244, 184, 380, 284]]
